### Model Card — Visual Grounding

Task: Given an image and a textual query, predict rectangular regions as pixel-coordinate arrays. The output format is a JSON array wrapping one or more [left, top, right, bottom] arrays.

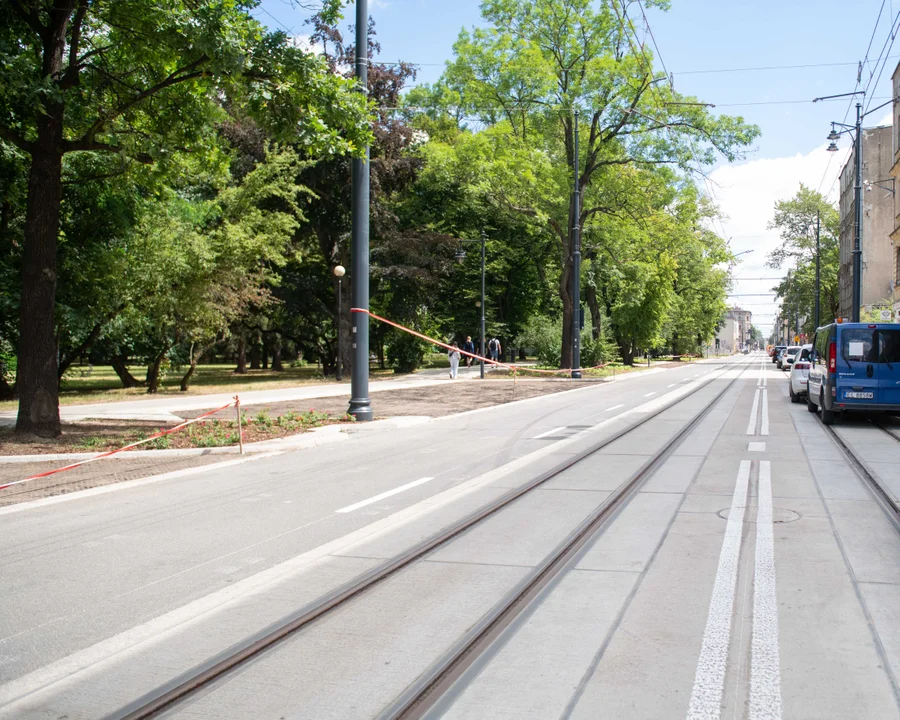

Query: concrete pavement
[[4, 355, 896, 718]]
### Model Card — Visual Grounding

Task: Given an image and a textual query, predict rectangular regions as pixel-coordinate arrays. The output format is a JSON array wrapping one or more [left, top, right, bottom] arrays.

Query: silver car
[[789, 344, 813, 403]]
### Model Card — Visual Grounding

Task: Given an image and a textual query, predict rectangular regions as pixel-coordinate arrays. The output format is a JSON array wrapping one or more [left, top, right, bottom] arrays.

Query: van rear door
[[834, 326, 879, 408], [877, 327, 900, 406]]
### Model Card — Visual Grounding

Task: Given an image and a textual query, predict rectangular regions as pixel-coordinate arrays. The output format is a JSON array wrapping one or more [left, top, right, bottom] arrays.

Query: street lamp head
[[454, 249, 466, 264], [475, 300, 482, 308], [333, 265, 345, 278], [826, 141, 839, 153], [827, 127, 840, 141]]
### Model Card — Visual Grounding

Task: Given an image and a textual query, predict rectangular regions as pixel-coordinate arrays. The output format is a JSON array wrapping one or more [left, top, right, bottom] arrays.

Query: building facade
[[889, 63, 900, 320], [839, 124, 895, 319], [715, 307, 752, 353]]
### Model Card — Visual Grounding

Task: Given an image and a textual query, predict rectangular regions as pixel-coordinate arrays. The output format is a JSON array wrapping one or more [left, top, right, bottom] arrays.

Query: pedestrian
[[463, 336, 475, 367], [448, 342, 461, 379], [488, 337, 501, 364]]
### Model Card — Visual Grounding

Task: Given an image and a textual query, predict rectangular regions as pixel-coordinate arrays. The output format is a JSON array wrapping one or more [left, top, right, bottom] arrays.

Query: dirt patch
[[178, 378, 602, 421]]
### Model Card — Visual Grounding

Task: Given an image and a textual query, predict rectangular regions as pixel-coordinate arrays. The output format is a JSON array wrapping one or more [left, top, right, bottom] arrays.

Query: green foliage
[[516, 316, 562, 367], [386, 331, 430, 373], [767, 185, 840, 334]]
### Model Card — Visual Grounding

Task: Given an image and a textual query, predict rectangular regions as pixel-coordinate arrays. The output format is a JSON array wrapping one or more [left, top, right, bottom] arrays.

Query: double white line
[[686, 460, 782, 720], [747, 362, 769, 436]]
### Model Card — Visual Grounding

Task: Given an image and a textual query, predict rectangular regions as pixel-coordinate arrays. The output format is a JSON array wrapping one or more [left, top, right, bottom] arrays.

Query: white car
[[780, 345, 802, 371], [789, 344, 813, 403]]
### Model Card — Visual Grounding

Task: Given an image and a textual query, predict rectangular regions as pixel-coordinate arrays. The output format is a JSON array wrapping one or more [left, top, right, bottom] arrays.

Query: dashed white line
[[335, 476, 436, 513], [604, 404, 625, 412], [532, 426, 567, 440], [746, 388, 760, 435], [760, 389, 769, 436], [686, 460, 751, 720], [750, 461, 783, 719], [667, 383, 677, 388], [644, 392, 657, 397]]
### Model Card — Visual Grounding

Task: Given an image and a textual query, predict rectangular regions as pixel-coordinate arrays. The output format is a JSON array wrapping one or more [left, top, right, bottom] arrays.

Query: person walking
[[463, 336, 475, 367], [488, 337, 501, 364], [448, 342, 461, 379]]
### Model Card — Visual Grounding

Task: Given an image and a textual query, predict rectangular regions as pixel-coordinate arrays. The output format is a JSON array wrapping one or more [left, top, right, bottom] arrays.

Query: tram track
[[822, 419, 900, 529], [112, 358, 756, 720]]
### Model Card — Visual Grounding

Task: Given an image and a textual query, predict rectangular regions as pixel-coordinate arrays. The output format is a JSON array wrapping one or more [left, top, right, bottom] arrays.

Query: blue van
[[807, 322, 900, 424]]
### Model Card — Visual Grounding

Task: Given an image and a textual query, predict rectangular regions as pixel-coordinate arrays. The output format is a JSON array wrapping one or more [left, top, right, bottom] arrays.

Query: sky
[[254, 0, 900, 336]]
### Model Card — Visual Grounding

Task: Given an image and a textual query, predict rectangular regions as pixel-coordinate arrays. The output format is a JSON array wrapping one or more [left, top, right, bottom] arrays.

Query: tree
[[1, 0, 369, 435], [767, 185, 839, 335], [429, 0, 758, 368]]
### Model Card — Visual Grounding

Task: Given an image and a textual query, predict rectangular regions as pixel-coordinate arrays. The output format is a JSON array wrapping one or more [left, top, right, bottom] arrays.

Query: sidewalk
[[0, 363, 505, 426]]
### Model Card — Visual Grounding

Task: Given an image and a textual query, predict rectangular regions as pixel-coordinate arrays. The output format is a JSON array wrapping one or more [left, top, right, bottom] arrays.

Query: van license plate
[[845, 391, 874, 399]]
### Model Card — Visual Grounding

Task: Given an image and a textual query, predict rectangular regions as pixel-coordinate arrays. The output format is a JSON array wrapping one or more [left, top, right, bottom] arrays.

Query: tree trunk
[[586, 283, 602, 341], [111, 353, 144, 388], [58, 320, 107, 380], [249, 334, 261, 370], [618, 339, 635, 366], [261, 335, 269, 370], [0, 373, 15, 401], [146, 348, 168, 394], [271, 333, 284, 371], [180, 342, 207, 391], [16, 136, 64, 437], [235, 331, 247, 374]]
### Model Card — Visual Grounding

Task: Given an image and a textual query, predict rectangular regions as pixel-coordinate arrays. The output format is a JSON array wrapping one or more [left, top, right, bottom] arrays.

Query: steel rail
[[111, 359, 756, 720], [823, 421, 900, 528], [379, 359, 756, 720]]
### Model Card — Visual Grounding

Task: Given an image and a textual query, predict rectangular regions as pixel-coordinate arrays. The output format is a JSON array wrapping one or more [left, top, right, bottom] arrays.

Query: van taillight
[[828, 341, 836, 372]]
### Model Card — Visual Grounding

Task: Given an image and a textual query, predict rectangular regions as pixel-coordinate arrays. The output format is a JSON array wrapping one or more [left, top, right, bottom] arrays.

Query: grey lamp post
[[571, 109, 582, 378], [455, 232, 487, 379], [333, 265, 345, 382], [348, 0, 372, 420], [820, 92, 866, 322]]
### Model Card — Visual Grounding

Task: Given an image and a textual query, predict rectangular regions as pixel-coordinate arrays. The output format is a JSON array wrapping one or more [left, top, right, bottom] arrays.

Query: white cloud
[[705, 141, 845, 335]]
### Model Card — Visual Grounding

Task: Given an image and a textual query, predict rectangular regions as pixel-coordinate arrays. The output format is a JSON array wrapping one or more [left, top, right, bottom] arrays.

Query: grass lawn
[[0, 363, 395, 411]]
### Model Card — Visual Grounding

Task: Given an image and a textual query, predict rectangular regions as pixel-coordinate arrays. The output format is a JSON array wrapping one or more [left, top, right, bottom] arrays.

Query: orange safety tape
[[350, 308, 613, 376], [0, 398, 238, 492]]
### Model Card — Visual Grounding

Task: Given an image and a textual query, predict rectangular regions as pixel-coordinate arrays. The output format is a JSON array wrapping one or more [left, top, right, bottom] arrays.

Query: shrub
[[386, 332, 430, 373]]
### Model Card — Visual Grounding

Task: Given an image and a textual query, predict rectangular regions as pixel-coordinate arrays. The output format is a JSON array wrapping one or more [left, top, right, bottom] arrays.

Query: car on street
[[789, 344, 813, 403], [807, 321, 900, 424], [771, 345, 786, 363], [780, 345, 802, 371]]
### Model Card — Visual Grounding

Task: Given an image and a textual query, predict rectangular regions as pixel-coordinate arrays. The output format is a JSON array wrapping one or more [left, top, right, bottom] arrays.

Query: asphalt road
[[2, 354, 900, 719]]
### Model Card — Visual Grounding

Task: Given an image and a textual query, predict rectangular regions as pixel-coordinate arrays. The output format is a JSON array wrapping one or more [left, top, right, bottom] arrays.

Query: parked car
[[807, 322, 900, 424], [780, 345, 802, 371], [771, 345, 786, 363], [789, 344, 813, 403]]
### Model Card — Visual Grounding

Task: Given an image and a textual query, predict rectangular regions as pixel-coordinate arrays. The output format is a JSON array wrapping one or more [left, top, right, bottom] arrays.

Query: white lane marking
[[335, 476, 436, 513], [746, 388, 761, 435], [750, 461, 783, 719], [760, 389, 769, 436], [604, 404, 625, 412], [748, 442, 766, 452], [644, 392, 657, 397], [667, 383, 677, 388], [686, 460, 751, 720], [531, 426, 568, 440]]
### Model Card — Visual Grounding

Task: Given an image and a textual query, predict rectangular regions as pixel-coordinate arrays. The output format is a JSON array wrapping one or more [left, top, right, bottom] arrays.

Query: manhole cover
[[716, 507, 802, 523]]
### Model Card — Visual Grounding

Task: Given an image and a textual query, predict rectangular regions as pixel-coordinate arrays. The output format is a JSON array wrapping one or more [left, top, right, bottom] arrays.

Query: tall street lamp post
[[333, 265, 345, 382], [348, 0, 372, 420], [572, 109, 582, 379], [455, 231, 487, 379], [820, 91, 866, 322]]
